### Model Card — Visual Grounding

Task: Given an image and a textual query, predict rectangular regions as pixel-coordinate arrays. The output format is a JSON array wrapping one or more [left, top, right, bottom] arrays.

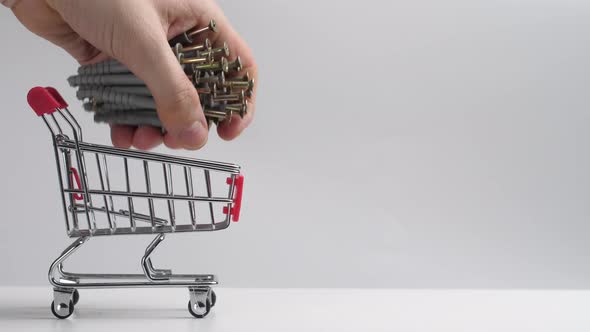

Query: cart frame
[[27, 87, 244, 319]]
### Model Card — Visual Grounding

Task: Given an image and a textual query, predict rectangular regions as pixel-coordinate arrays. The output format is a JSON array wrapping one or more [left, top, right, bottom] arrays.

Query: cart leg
[[188, 287, 214, 318], [48, 237, 89, 288], [141, 233, 172, 281]]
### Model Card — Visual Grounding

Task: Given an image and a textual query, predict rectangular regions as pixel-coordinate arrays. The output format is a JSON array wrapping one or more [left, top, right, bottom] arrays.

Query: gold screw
[[227, 56, 243, 72], [194, 57, 229, 73], [199, 42, 230, 57], [173, 39, 212, 54], [187, 19, 217, 37], [181, 53, 213, 65]]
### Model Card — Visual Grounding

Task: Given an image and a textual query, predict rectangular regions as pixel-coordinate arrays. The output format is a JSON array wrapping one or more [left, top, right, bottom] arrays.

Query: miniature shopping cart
[[26, 87, 245, 319]]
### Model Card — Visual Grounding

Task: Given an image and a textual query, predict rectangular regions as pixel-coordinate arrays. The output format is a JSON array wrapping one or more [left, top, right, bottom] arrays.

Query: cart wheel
[[188, 299, 211, 318], [72, 289, 80, 305], [210, 290, 216, 307], [51, 300, 74, 319]]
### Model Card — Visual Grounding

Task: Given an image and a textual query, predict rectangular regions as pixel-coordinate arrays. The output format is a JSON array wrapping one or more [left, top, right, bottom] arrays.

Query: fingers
[[110, 125, 134, 149], [169, 0, 259, 140], [46, 0, 256, 149], [211, 16, 258, 140], [113, 16, 208, 150], [51, 0, 209, 150], [132, 126, 164, 150], [112, 125, 183, 150]]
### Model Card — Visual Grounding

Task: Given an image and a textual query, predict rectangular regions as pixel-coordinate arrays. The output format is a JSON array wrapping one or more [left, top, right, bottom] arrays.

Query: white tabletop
[[1, 287, 589, 331]]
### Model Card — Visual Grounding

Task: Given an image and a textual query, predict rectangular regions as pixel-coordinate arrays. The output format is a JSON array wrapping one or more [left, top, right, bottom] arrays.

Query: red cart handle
[[27, 86, 63, 116], [69, 167, 84, 201], [45, 87, 68, 108], [223, 174, 244, 222]]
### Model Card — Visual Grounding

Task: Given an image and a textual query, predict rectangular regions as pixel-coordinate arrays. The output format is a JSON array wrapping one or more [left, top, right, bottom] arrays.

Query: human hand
[[10, 0, 257, 150]]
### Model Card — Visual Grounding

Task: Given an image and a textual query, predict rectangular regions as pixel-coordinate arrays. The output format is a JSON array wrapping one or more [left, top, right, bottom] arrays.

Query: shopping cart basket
[[26, 87, 245, 319]]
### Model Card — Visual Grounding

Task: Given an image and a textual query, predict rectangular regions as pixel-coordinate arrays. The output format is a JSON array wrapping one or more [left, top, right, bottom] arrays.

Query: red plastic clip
[[223, 174, 244, 222], [45, 87, 68, 108], [27, 87, 61, 116], [69, 167, 84, 201]]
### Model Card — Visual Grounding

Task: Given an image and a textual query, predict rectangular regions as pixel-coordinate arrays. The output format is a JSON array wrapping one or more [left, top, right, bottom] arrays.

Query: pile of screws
[[67, 19, 254, 129]]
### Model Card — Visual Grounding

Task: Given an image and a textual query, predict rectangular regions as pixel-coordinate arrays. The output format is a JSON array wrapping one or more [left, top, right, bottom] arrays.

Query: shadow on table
[[0, 306, 53, 320], [0, 306, 195, 320]]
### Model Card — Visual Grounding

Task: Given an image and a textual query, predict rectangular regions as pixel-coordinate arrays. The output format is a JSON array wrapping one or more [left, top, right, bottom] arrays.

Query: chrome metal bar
[[102, 154, 117, 231], [46, 115, 72, 234], [141, 234, 168, 281], [62, 189, 233, 203], [143, 161, 156, 229], [95, 153, 115, 232], [163, 164, 176, 229], [63, 150, 79, 231], [56, 140, 240, 173], [204, 170, 215, 224], [184, 167, 197, 228], [61, 271, 214, 280], [67, 223, 230, 237], [49, 114, 63, 135], [123, 158, 136, 232], [57, 110, 96, 233], [63, 108, 83, 141], [71, 204, 167, 225], [42, 115, 56, 136], [49, 236, 218, 289]]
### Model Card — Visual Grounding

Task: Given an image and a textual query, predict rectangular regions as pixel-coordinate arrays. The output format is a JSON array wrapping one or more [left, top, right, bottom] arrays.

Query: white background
[[0, 0, 589, 288]]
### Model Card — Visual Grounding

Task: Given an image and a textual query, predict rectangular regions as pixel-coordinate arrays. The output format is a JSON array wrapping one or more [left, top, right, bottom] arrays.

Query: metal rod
[[56, 140, 240, 173], [57, 110, 96, 233], [96, 153, 115, 232], [124, 158, 136, 232], [143, 160, 157, 229], [204, 170, 215, 224], [184, 167, 197, 228], [163, 164, 176, 229], [63, 150, 79, 231], [62, 189, 232, 203]]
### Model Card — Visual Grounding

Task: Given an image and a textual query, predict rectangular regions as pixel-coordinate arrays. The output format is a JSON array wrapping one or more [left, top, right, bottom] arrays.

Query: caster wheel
[[51, 300, 74, 319], [188, 299, 211, 318], [72, 289, 80, 305], [210, 290, 216, 307]]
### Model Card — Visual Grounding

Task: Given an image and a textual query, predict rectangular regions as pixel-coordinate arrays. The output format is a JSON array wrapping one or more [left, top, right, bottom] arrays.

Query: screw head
[[209, 19, 217, 32], [222, 42, 230, 57], [220, 57, 229, 73], [174, 43, 183, 55], [231, 56, 243, 72]]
